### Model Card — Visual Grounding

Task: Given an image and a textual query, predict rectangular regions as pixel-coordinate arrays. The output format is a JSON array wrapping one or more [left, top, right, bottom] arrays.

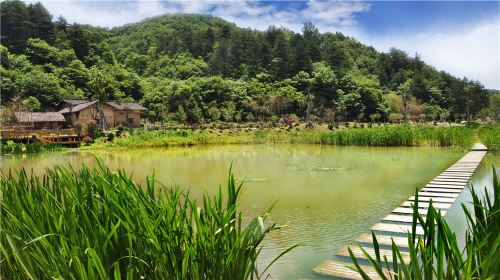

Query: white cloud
[[356, 19, 500, 89]]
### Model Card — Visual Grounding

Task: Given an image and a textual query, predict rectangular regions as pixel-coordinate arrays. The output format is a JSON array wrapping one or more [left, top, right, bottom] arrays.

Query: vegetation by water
[[350, 166, 500, 279], [1, 1, 499, 127], [90, 124, 478, 149], [0, 140, 62, 155], [478, 125, 500, 151], [0, 159, 294, 279]]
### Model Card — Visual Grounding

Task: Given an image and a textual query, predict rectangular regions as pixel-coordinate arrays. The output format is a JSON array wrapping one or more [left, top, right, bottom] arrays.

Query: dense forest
[[1, 0, 498, 124]]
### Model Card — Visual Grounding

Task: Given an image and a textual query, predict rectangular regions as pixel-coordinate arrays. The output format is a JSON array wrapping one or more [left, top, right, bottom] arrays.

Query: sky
[[31, 0, 500, 89]]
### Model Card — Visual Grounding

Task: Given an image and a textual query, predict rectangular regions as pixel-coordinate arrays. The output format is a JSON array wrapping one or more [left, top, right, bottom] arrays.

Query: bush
[[82, 136, 93, 145], [107, 132, 115, 142]]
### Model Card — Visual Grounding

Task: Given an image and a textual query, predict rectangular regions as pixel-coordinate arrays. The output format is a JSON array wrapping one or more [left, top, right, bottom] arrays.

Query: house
[[14, 112, 67, 129], [105, 102, 147, 127], [59, 100, 147, 133]]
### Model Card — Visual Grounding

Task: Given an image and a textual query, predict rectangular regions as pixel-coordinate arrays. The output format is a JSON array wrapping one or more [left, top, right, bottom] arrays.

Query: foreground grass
[[90, 124, 488, 150], [1, 159, 294, 279], [350, 166, 500, 279]]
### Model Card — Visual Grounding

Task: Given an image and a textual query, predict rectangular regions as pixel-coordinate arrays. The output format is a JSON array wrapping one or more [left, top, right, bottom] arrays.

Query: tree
[[16, 68, 63, 108], [21, 96, 41, 112], [0, 0, 31, 53], [88, 67, 112, 130], [271, 32, 290, 80], [338, 92, 365, 120], [293, 71, 314, 124], [397, 79, 413, 121], [27, 2, 56, 44], [302, 22, 321, 62]]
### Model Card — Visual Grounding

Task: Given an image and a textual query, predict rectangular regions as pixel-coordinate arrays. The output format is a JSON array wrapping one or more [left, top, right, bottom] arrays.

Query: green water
[[3, 144, 493, 279]]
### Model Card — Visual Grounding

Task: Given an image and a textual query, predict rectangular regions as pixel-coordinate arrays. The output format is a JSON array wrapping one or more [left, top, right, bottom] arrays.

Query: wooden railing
[[1, 128, 80, 146]]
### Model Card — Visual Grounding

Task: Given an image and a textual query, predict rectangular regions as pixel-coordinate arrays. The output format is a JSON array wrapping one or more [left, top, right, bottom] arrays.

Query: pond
[[2, 144, 497, 279]]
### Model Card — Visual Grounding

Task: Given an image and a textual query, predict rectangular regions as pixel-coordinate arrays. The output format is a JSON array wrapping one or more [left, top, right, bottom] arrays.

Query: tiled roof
[[106, 102, 147, 111], [59, 101, 98, 114], [15, 112, 66, 123], [63, 99, 90, 106]]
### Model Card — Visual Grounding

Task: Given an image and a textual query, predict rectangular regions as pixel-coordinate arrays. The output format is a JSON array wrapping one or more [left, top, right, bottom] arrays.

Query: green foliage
[[0, 140, 61, 154], [350, 166, 500, 279], [478, 125, 500, 151], [319, 124, 474, 147], [21, 96, 41, 111], [0, 159, 294, 279], [94, 124, 478, 149], [0, 2, 496, 123]]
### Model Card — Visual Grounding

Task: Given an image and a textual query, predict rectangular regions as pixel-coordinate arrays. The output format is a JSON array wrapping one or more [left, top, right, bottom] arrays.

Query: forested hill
[[1, 0, 498, 124]]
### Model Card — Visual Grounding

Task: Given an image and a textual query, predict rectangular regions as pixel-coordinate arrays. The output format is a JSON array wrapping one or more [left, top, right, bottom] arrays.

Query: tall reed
[[478, 125, 500, 151], [319, 124, 474, 147], [96, 124, 476, 149], [1, 159, 295, 279], [349, 166, 500, 279]]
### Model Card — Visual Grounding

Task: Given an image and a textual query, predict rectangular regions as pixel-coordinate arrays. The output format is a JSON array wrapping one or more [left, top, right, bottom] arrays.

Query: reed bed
[[350, 166, 500, 279], [319, 125, 474, 147], [0, 159, 294, 279], [96, 124, 477, 149], [478, 125, 500, 151]]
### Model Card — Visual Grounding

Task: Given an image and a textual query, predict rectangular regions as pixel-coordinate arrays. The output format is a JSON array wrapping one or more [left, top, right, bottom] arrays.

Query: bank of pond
[[95, 123, 499, 150], [2, 124, 498, 155]]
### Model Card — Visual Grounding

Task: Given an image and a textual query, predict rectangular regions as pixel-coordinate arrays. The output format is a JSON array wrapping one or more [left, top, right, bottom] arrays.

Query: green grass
[[0, 141, 62, 155], [90, 124, 479, 149], [478, 125, 500, 151], [319, 125, 475, 147], [350, 166, 500, 279], [0, 159, 295, 279]]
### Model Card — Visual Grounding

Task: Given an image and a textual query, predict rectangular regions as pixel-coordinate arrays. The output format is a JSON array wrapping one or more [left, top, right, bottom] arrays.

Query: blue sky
[[33, 1, 500, 89]]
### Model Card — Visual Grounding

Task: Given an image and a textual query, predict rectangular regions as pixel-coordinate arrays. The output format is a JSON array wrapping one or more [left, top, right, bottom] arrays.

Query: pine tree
[[0, 0, 31, 53], [28, 2, 56, 44]]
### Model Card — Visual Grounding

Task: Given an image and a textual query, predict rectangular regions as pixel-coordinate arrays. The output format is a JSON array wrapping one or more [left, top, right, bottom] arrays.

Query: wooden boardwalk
[[313, 143, 488, 279]]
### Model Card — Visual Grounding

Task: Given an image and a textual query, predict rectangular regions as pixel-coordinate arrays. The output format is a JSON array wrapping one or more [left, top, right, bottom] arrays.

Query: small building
[[59, 100, 147, 133], [14, 112, 67, 129], [106, 102, 147, 128]]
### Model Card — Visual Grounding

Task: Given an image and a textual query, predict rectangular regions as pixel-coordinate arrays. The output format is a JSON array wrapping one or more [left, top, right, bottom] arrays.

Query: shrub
[[82, 136, 93, 145]]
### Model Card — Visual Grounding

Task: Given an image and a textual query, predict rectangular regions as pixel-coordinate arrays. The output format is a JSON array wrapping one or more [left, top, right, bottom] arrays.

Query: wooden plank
[[417, 191, 459, 198], [421, 187, 462, 193], [440, 170, 474, 174], [313, 260, 389, 279], [445, 168, 476, 171], [371, 222, 425, 235], [392, 207, 449, 215], [426, 183, 464, 189], [408, 196, 456, 203], [432, 178, 469, 182], [401, 201, 452, 209], [356, 233, 409, 248], [383, 214, 418, 223], [338, 245, 411, 264], [428, 181, 466, 186], [436, 175, 471, 179]]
